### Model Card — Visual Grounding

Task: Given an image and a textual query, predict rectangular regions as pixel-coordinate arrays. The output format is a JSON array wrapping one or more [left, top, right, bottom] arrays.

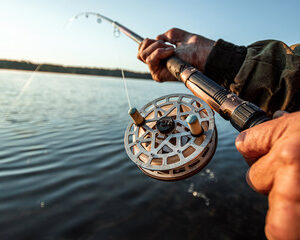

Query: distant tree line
[[0, 59, 152, 79]]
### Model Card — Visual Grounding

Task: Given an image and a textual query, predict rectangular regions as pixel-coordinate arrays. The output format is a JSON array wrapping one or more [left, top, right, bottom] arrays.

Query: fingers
[[239, 111, 300, 239], [146, 47, 174, 66], [137, 38, 175, 82], [243, 118, 300, 194], [235, 115, 289, 163], [147, 48, 174, 81], [246, 151, 278, 194], [245, 137, 300, 194], [156, 28, 190, 45], [137, 38, 156, 61], [265, 166, 300, 240], [138, 39, 172, 63]]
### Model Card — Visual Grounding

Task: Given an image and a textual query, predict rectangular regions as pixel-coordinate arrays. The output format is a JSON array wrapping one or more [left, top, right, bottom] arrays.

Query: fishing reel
[[73, 11, 270, 180], [124, 94, 217, 181]]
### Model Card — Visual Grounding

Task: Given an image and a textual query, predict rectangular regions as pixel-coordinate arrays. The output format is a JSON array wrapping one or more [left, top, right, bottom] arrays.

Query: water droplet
[[188, 183, 210, 206], [188, 183, 194, 193], [113, 27, 120, 38]]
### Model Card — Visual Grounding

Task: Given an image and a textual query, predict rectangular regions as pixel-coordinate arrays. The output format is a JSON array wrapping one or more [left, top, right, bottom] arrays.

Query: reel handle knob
[[128, 107, 145, 126], [186, 115, 203, 136]]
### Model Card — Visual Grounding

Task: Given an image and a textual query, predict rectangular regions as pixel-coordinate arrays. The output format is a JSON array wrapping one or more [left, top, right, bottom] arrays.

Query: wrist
[[174, 35, 214, 72], [204, 39, 247, 88], [197, 36, 215, 72]]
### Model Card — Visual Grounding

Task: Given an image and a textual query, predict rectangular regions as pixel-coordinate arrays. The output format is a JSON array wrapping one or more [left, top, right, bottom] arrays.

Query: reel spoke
[[161, 105, 176, 118], [142, 124, 156, 133], [124, 94, 217, 181]]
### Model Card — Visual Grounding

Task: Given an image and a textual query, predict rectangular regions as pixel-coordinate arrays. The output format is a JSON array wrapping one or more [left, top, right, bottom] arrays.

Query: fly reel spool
[[124, 94, 217, 181]]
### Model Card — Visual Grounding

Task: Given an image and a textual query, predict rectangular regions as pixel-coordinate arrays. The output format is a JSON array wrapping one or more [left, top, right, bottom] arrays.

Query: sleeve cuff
[[204, 39, 247, 88]]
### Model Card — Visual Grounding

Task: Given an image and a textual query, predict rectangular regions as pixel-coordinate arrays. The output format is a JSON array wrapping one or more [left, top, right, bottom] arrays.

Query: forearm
[[204, 39, 247, 88], [204, 39, 300, 116]]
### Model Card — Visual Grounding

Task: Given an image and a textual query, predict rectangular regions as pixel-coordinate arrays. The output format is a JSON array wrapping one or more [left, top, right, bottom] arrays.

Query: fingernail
[[273, 110, 288, 119], [245, 169, 255, 189]]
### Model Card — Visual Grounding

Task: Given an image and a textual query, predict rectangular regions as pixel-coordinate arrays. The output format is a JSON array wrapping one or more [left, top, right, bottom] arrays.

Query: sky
[[1, 0, 299, 72]]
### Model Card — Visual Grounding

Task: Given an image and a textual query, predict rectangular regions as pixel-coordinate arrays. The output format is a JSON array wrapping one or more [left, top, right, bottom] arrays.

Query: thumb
[[235, 115, 288, 164]]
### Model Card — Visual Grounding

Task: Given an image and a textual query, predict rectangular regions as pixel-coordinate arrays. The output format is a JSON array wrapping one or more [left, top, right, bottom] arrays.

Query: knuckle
[[156, 34, 164, 41], [143, 38, 150, 44], [156, 39, 164, 45], [140, 52, 147, 61], [145, 57, 152, 64], [141, 38, 152, 49], [155, 48, 164, 55], [265, 223, 287, 240], [280, 145, 294, 159], [189, 34, 200, 42], [152, 40, 164, 49], [167, 28, 179, 37], [139, 38, 148, 50], [279, 143, 300, 166], [169, 27, 179, 33], [265, 211, 299, 240], [247, 167, 267, 194], [151, 74, 159, 82]]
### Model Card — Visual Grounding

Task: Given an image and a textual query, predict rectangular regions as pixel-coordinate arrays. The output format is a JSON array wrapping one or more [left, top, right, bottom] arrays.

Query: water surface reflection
[[0, 70, 267, 240]]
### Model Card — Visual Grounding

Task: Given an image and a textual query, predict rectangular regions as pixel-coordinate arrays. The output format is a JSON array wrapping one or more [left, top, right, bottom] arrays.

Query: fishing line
[[16, 64, 41, 101], [121, 69, 132, 109], [114, 36, 132, 109], [2, 64, 41, 121], [70, 12, 132, 109]]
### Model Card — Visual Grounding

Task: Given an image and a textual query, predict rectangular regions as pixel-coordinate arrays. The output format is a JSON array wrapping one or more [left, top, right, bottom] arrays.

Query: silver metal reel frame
[[124, 94, 217, 181]]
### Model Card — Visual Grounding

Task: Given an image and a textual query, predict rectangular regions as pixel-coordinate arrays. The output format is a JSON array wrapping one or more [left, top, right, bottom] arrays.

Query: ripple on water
[[0, 71, 268, 240]]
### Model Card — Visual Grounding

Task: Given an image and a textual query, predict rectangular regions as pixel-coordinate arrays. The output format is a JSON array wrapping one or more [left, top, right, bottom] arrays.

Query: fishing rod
[[72, 12, 270, 132], [73, 12, 270, 181]]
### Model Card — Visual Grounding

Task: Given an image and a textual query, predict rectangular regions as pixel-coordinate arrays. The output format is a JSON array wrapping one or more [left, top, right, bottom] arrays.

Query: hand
[[137, 28, 215, 82], [235, 111, 300, 240]]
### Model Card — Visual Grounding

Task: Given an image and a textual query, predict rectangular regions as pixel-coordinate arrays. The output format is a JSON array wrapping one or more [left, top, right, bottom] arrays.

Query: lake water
[[0, 70, 267, 240]]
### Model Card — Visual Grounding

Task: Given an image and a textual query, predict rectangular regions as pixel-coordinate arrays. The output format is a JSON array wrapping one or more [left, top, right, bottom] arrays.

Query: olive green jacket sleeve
[[204, 39, 300, 117]]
